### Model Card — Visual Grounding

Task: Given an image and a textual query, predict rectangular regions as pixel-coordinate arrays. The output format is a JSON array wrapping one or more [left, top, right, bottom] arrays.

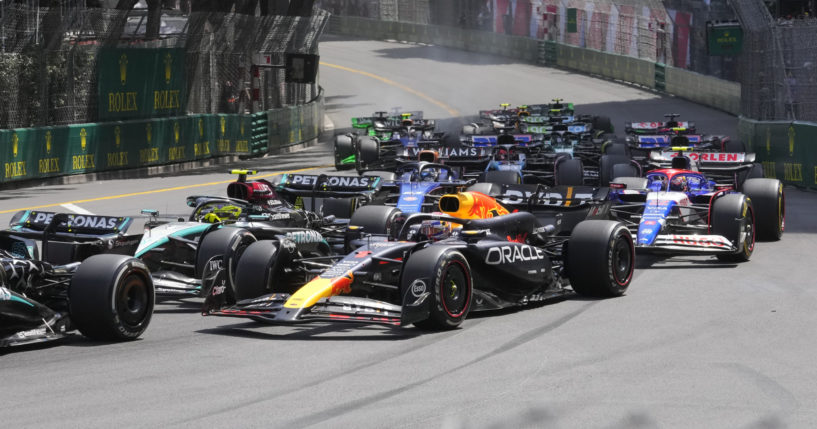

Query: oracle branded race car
[[2, 212, 154, 347], [607, 161, 784, 261], [334, 111, 444, 170], [202, 189, 634, 330]]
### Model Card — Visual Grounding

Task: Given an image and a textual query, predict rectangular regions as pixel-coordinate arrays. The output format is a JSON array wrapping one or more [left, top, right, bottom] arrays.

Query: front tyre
[[404, 250, 473, 330], [711, 194, 755, 262], [742, 178, 784, 241], [567, 220, 634, 297], [69, 255, 154, 341]]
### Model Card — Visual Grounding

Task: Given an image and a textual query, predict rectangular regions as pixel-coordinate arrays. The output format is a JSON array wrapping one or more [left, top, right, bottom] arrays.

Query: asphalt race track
[[2, 36, 817, 428]]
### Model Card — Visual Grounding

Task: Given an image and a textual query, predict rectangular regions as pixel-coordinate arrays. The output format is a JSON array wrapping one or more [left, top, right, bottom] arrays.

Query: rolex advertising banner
[[98, 48, 187, 121], [741, 118, 817, 190]]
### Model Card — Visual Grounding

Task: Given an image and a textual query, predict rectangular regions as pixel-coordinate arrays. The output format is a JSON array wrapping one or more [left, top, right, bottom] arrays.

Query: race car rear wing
[[8, 210, 132, 237], [275, 173, 382, 197]]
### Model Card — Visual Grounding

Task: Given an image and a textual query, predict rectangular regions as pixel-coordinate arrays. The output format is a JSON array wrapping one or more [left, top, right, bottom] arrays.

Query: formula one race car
[[202, 189, 635, 330], [138, 171, 375, 298], [334, 111, 443, 170], [2, 212, 154, 347], [623, 114, 730, 151], [607, 160, 784, 261]]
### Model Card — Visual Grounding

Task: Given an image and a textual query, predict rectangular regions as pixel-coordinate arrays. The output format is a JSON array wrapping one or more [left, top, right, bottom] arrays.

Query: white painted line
[[60, 203, 94, 215]]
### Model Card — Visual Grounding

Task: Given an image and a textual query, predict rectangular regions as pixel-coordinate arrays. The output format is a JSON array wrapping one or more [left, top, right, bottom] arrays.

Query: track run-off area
[[2, 35, 817, 428]]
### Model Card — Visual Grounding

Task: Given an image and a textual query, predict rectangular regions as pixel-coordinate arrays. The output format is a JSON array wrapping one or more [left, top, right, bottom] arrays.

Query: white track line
[[60, 203, 94, 215]]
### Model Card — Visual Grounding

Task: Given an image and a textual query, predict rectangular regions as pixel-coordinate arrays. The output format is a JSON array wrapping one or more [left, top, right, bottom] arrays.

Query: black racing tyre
[[555, 158, 583, 186], [478, 170, 521, 185], [566, 220, 634, 297], [404, 249, 473, 330], [334, 134, 356, 170], [233, 240, 283, 301], [599, 154, 632, 186], [612, 162, 638, 179], [722, 139, 746, 153], [736, 163, 764, 192], [742, 178, 784, 241], [348, 205, 403, 237], [604, 142, 630, 156], [593, 115, 614, 133], [611, 177, 648, 190], [69, 255, 154, 341], [321, 197, 357, 219], [710, 194, 755, 262], [195, 227, 257, 287], [356, 136, 379, 166]]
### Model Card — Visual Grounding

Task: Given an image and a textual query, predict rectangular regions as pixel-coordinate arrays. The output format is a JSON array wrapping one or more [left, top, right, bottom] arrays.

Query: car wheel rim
[[440, 261, 469, 318], [612, 234, 633, 286], [117, 274, 149, 327]]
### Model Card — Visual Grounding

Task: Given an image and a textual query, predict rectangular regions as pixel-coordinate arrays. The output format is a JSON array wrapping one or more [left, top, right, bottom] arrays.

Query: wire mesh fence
[[0, 4, 328, 129]]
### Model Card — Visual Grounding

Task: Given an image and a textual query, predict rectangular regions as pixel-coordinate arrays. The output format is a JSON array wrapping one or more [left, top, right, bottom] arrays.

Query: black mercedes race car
[[202, 188, 634, 330], [1, 213, 153, 347]]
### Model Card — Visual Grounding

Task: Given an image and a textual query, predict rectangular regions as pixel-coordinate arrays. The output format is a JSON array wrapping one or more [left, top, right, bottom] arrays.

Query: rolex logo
[[45, 131, 52, 154], [80, 128, 88, 151], [174, 122, 180, 143], [115, 126, 121, 148], [240, 120, 245, 136], [119, 54, 128, 85], [146, 123, 152, 145], [164, 53, 172, 84], [198, 119, 204, 138], [788, 126, 795, 156], [220, 117, 226, 136], [12, 133, 18, 158]]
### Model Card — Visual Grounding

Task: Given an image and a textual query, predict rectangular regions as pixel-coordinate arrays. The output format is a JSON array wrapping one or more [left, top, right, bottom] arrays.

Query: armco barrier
[[1, 114, 252, 185], [1, 90, 324, 185], [738, 116, 817, 190], [329, 16, 740, 116]]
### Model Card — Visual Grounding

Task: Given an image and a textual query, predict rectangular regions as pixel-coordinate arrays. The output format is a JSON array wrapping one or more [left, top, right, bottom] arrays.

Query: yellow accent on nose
[[283, 274, 353, 309]]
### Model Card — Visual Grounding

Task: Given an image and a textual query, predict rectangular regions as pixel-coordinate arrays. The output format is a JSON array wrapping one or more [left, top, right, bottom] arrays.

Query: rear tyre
[[711, 194, 754, 262], [348, 205, 403, 237], [742, 178, 784, 241], [321, 198, 356, 219], [69, 255, 154, 341], [603, 142, 630, 156], [406, 250, 473, 330], [334, 134, 355, 170], [599, 154, 632, 186], [593, 115, 614, 134], [478, 170, 521, 185], [555, 158, 583, 186], [356, 136, 379, 168], [567, 220, 634, 297], [196, 227, 257, 289], [722, 139, 746, 153]]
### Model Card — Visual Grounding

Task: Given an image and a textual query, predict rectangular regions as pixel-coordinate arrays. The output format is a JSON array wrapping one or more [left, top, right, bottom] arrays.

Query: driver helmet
[[419, 219, 452, 241], [669, 175, 689, 192]]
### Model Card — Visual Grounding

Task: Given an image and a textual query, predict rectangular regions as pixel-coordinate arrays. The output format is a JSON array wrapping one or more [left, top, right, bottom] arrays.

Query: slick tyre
[[321, 197, 357, 219], [593, 115, 614, 134], [356, 136, 379, 168], [555, 158, 583, 186], [404, 250, 473, 330], [334, 134, 355, 170], [742, 178, 784, 241], [567, 220, 634, 297], [348, 205, 403, 237], [69, 255, 154, 341], [599, 155, 632, 186], [233, 240, 285, 300], [710, 194, 755, 262], [478, 170, 521, 185], [196, 227, 257, 288]]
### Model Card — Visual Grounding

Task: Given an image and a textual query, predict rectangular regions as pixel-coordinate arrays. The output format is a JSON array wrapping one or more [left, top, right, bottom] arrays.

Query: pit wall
[[0, 94, 323, 186]]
